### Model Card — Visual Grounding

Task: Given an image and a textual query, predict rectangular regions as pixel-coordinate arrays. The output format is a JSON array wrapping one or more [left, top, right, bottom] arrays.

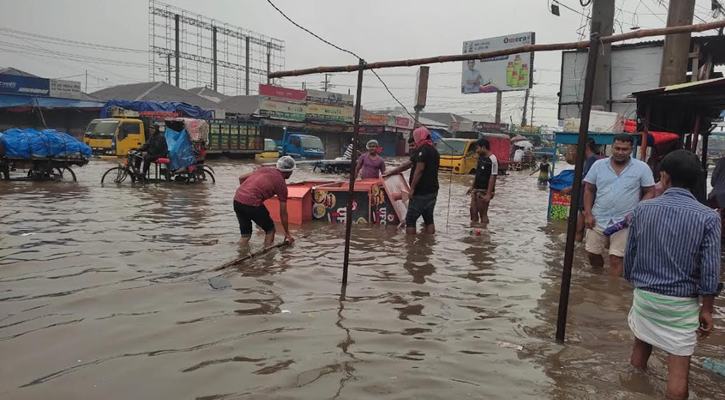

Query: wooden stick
[[269, 20, 725, 78], [209, 241, 290, 272]]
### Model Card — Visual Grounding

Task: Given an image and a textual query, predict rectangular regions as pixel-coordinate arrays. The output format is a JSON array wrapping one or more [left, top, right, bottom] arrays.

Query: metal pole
[[495, 91, 502, 124], [174, 14, 180, 88], [267, 42, 271, 84], [531, 95, 535, 126], [213, 26, 218, 92], [342, 59, 365, 287], [85, 70, 87, 93], [167, 54, 171, 85], [245, 37, 250, 95], [555, 27, 601, 344], [522, 89, 529, 126]]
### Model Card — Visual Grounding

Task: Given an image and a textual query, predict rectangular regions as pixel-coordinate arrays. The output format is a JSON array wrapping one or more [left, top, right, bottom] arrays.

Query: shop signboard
[[473, 121, 509, 132], [462, 31, 535, 93], [362, 113, 389, 125], [258, 98, 306, 121], [388, 115, 413, 129], [258, 84, 307, 101], [306, 89, 354, 106], [358, 126, 384, 134], [49, 79, 81, 99], [306, 103, 353, 123], [0, 74, 50, 96]]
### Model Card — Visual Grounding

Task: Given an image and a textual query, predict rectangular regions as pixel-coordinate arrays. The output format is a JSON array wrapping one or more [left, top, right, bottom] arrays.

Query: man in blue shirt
[[624, 150, 721, 400], [583, 134, 655, 276]]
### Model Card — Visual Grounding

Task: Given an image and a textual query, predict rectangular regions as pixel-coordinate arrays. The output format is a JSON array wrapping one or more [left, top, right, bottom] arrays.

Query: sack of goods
[[0, 128, 92, 159]]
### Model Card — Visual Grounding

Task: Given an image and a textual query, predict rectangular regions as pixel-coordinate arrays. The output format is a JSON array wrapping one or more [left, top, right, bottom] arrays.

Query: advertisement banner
[[49, 79, 81, 99], [258, 98, 306, 121], [362, 113, 389, 125], [0, 74, 50, 96], [306, 103, 353, 123], [461, 32, 534, 94], [388, 115, 413, 129], [306, 89, 354, 106], [473, 121, 509, 132], [258, 84, 307, 101]]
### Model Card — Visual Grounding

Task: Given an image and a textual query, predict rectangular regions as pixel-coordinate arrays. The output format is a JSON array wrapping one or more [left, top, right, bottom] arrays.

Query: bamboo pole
[[269, 20, 725, 78]]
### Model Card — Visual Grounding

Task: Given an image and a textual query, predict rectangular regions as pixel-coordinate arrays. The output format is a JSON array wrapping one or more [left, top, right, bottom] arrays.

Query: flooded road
[[1, 159, 724, 400]]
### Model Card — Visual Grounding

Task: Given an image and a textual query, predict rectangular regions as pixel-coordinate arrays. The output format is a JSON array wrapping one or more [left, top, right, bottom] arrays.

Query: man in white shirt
[[513, 148, 525, 170], [462, 60, 484, 93]]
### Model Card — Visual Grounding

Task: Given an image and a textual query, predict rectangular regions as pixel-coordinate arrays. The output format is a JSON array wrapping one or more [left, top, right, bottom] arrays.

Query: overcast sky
[[0, 0, 721, 126]]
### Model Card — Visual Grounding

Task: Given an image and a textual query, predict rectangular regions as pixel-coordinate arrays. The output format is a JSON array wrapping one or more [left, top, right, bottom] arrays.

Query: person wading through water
[[233, 156, 296, 246]]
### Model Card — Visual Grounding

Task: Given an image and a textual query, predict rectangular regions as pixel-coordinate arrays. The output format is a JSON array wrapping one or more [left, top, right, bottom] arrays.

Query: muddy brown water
[[1, 159, 724, 400]]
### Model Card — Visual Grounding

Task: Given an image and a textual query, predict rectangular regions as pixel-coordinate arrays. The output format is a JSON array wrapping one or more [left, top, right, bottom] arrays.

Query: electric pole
[[322, 74, 333, 92], [531, 95, 535, 126], [85, 70, 87, 93], [522, 89, 530, 126], [590, 0, 614, 110], [659, 0, 696, 86], [495, 91, 502, 124]]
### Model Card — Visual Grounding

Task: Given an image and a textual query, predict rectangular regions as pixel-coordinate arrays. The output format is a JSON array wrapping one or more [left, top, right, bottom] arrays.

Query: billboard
[[49, 79, 81, 99], [306, 103, 354, 123], [259, 84, 307, 101], [461, 32, 534, 94], [258, 98, 306, 122], [306, 89, 354, 107], [0, 74, 50, 96]]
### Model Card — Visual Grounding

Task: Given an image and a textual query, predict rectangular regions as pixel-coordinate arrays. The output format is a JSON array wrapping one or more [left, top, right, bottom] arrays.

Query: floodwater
[[1, 159, 724, 400]]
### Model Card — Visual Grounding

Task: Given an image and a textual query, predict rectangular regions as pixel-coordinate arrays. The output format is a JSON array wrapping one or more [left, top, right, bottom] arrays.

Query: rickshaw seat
[[155, 158, 171, 164]]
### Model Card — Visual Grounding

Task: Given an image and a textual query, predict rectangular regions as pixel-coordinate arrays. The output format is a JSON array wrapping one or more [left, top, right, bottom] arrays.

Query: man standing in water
[[233, 156, 295, 246], [467, 137, 497, 223], [625, 150, 721, 400], [385, 126, 440, 234], [583, 134, 655, 276]]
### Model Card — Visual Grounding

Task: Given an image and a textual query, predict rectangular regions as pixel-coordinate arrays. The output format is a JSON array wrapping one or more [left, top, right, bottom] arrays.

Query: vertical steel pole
[[495, 91, 502, 124], [267, 42, 271, 84], [174, 14, 180, 87], [212, 26, 218, 91], [245, 37, 250, 95], [167, 54, 171, 85], [555, 27, 601, 344], [342, 59, 365, 287]]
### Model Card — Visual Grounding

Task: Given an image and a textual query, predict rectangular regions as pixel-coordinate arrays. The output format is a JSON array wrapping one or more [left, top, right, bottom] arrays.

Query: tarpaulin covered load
[[0, 128, 92, 159], [100, 100, 212, 119], [164, 127, 195, 170], [549, 169, 575, 192]]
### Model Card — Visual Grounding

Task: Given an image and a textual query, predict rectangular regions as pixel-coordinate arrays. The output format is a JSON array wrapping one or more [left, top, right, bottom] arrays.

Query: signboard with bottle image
[[461, 32, 534, 94]]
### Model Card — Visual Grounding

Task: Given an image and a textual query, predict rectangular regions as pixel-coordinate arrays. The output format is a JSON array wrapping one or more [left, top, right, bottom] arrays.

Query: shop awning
[[0, 94, 104, 111]]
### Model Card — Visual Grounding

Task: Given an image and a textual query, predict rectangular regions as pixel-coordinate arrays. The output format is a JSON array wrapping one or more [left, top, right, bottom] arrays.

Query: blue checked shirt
[[624, 188, 722, 298]]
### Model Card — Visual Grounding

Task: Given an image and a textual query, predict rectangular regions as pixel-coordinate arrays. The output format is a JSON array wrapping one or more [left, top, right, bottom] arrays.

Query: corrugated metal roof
[[187, 87, 230, 103], [0, 67, 40, 77], [91, 82, 221, 110], [218, 95, 259, 116]]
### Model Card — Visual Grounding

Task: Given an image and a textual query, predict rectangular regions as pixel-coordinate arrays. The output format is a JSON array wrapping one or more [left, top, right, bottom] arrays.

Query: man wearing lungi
[[624, 150, 722, 400]]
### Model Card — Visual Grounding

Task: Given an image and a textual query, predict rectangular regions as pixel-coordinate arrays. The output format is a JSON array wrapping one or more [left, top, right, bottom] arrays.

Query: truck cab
[[277, 132, 325, 159], [437, 138, 478, 174], [84, 118, 146, 157]]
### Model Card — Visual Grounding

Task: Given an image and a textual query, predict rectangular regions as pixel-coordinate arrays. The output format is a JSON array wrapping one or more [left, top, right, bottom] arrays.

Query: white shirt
[[514, 149, 525, 162], [462, 69, 483, 93]]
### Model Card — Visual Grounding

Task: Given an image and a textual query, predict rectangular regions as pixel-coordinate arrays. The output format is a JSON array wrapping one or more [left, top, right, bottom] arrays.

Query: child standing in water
[[534, 155, 552, 185], [355, 139, 386, 179]]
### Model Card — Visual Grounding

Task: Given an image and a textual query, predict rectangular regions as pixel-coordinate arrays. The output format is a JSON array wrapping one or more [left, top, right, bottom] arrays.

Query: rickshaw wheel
[[63, 167, 77, 182], [101, 167, 128, 185]]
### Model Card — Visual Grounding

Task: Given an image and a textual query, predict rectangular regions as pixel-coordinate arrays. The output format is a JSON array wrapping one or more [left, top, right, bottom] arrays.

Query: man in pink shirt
[[234, 156, 295, 246]]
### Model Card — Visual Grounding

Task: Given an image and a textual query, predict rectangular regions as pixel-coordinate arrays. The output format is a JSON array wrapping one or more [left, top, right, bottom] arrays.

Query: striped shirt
[[234, 167, 288, 207], [624, 187, 722, 298]]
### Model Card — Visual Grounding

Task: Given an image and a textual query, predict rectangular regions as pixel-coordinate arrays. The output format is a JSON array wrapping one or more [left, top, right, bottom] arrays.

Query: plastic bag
[[165, 127, 195, 170]]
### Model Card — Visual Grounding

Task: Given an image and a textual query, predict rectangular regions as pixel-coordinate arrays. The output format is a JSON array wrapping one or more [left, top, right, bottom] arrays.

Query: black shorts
[[406, 191, 438, 227], [234, 201, 275, 237]]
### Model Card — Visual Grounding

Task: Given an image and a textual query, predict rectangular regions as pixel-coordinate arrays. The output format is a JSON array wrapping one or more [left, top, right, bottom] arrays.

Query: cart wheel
[[204, 165, 215, 174], [55, 167, 64, 178], [101, 167, 128, 185], [201, 167, 216, 183], [63, 167, 77, 182]]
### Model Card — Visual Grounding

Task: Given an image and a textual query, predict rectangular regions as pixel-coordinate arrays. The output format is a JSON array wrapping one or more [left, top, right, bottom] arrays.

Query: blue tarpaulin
[[549, 169, 575, 192], [0, 128, 92, 159], [101, 100, 212, 119], [164, 127, 195, 170], [429, 129, 445, 143], [0, 94, 104, 110]]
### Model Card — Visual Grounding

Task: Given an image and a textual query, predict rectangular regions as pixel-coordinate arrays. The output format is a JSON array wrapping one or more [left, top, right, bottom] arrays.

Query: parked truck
[[276, 131, 325, 159]]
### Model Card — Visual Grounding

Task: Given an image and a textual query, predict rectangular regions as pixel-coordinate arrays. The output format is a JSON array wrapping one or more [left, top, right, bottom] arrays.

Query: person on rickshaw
[[134, 124, 167, 180]]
